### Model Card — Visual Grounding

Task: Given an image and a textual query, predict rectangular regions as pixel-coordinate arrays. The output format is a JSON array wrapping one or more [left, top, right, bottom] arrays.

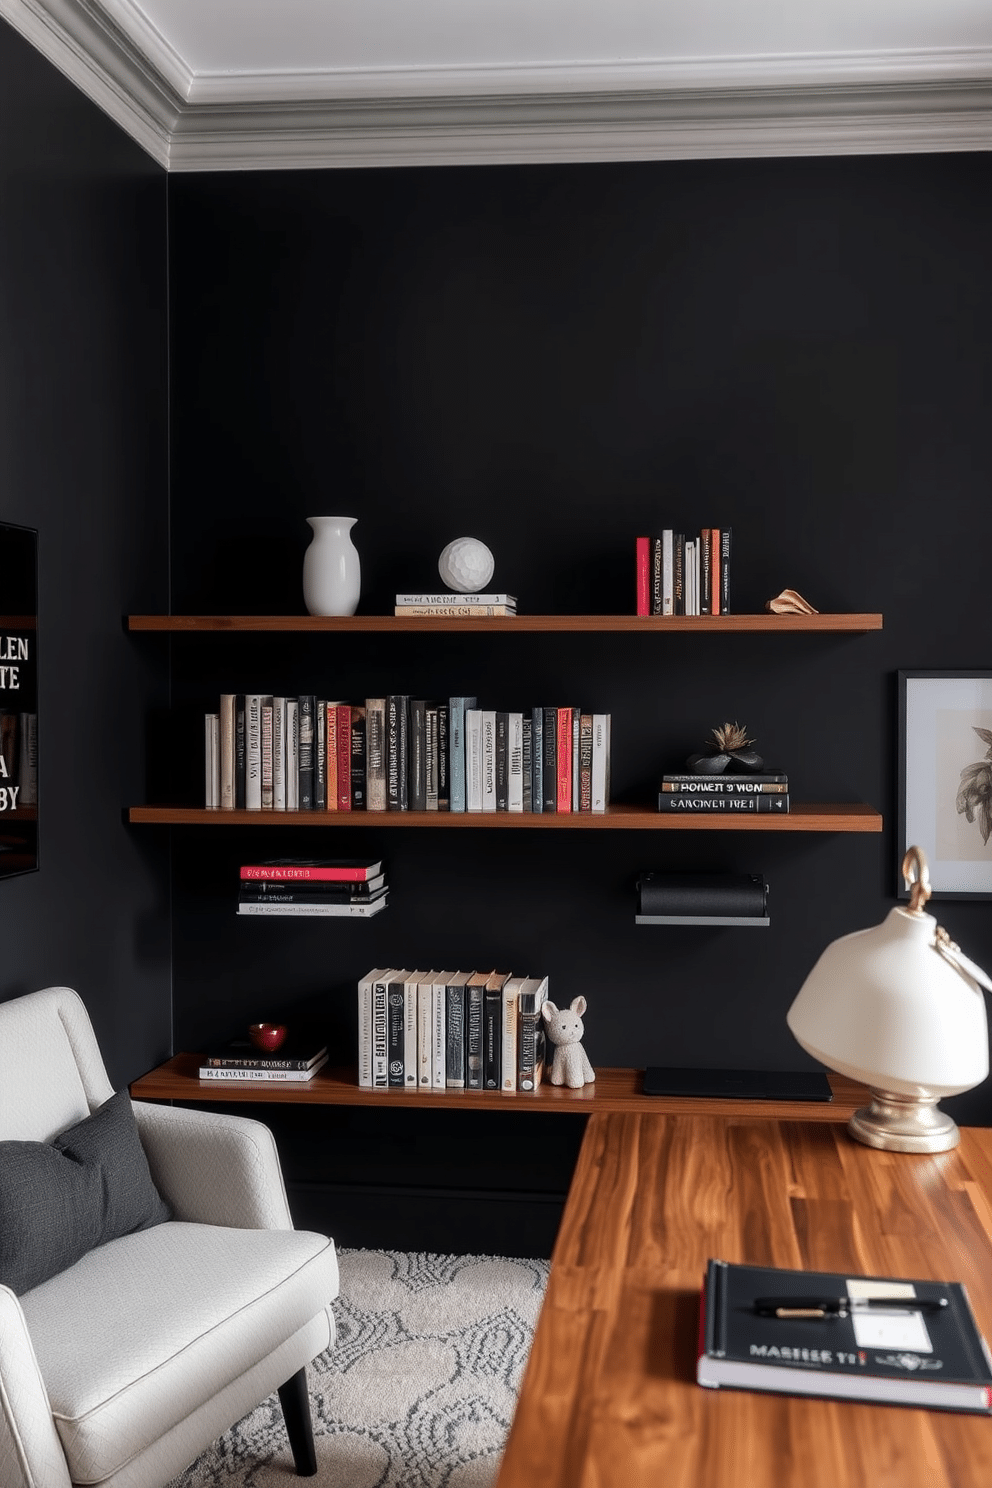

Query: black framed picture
[[0, 522, 38, 878], [898, 670, 992, 900]]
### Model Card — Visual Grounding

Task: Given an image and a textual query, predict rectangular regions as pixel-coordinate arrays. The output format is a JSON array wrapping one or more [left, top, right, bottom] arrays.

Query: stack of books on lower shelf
[[394, 592, 517, 616], [358, 968, 550, 1093], [199, 1033, 328, 1083], [657, 772, 790, 815], [237, 858, 388, 917]]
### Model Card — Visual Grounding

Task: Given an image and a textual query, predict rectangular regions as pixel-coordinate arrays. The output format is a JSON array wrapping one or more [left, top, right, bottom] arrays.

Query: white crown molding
[[0, 0, 181, 166], [4, 0, 992, 172]]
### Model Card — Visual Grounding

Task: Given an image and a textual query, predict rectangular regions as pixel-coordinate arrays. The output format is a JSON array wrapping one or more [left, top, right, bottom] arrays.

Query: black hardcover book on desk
[[698, 1259, 992, 1413], [643, 1067, 831, 1101]]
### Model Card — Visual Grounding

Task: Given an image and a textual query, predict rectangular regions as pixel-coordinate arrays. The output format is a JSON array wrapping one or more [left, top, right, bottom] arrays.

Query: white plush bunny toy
[[541, 996, 595, 1088]]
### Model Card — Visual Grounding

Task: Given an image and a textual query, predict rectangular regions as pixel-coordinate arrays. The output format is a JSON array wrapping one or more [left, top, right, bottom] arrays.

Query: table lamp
[[786, 846, 992, 1153]]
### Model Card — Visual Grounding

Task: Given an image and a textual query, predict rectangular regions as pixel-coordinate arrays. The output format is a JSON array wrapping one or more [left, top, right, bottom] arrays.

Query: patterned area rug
[[169, 1249, 550, 1488]]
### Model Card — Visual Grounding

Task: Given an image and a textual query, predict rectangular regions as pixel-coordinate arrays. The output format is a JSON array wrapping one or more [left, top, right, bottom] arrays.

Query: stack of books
[[237, 858, 388, 917], [394, 592, 517, 617], [357, 968, 551, 1093], [635, 529, 731, 616], [204, 695, 611, 814], [199, 1031, 328, 1082], [657, 772, 790, 816]]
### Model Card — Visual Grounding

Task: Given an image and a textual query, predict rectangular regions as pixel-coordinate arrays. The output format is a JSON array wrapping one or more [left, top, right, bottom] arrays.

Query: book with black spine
[[387, 970, 412, 1088], [436, 702, 450, 810], [483, 972, 509, 1089], [495, 711, 509, 811], [386, 695, 410, 810], [203, 1033, 328, 1071], [235, 695, 246, 808], [365, 697, 387, 810], [658, 793, 790, 815], [650, 536, 663, 615], [297, 695, 315, 809], [445, 971, 471, 1089], [530, 706, 544, 814], [698, 1259, 992, 1413], [673, 532, 685, 616], [521, 713, 532, 813], [409, 699, 427, 811], [314, 697, 326, 810], [465, 969, 490, 1090], [578, 713, 593, 812], [425, 702, 439, 810], [350, 705, 367, 810], [661, 774, 788, 792], [720, 526, 732, 614], [700, 530, 712, 616], [542, 706, 557, 812], [239, 879, 386, 905]]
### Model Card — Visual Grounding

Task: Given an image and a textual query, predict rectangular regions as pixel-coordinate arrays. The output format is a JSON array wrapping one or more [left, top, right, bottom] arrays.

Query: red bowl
[[249, 1022, 287, 1052]]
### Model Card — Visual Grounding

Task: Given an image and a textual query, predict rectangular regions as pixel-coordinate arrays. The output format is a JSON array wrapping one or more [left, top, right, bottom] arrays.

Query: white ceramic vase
[[302, 516, 361, 616]]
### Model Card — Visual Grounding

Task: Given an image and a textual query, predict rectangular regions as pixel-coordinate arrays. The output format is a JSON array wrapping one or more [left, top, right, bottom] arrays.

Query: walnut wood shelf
[[130, 1054, 867, 1119], [127, 802, 881, 832], [127, 613, 882, 634]]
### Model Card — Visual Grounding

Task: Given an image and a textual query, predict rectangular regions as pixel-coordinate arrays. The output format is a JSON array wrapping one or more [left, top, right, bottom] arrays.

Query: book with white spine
[[357, 967, 389, 1088], [465, 709, 484, 811], [417, 971, 437, 1088], [500, 974, 528, 1092], [591, 714, 611, 812], [404, 971, 424, 1087], [272, 697, 287, 809], [431, 971, 452, 1089], [395, 593, 516, 606], [205, 714, 220, 808], [508, 712, 524, 812], [245, 694, 263, 809], [481, 711, 497, 811], [261, 698, 274, 809]]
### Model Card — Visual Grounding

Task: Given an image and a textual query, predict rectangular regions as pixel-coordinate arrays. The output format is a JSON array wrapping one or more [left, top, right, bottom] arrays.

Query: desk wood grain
[[498, 1113, 992, 1488]]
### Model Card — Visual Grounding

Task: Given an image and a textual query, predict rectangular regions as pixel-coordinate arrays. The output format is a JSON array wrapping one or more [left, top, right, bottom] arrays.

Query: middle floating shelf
[[128, 803, 882, 832]]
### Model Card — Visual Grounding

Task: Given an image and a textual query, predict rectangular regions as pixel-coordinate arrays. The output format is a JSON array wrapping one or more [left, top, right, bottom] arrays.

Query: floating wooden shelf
[[127, 613, 882, 634], [127, 802, 882, 832], [130, 1054, 868, 1120]]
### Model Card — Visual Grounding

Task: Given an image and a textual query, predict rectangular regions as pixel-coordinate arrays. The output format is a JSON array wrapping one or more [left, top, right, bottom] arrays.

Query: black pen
[[753, 1295, 949, 1320]]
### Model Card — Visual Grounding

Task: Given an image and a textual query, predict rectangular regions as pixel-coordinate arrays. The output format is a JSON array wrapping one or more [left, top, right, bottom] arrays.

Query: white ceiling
[[3, 0, 991, 169]]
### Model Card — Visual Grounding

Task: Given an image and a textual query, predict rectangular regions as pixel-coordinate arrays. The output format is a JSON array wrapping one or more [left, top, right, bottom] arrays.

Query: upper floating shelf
[[127, 613, 883, 634]]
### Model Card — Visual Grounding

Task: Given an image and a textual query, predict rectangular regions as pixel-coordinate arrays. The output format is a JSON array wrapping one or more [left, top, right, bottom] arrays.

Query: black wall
[[165, 155, 992, 1252], [0, 20, 171, 1086]]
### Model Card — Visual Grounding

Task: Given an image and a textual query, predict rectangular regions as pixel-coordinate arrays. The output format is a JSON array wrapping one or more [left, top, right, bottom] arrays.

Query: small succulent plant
[[687, 722, 765, 774], [956, 727, 992, 846]]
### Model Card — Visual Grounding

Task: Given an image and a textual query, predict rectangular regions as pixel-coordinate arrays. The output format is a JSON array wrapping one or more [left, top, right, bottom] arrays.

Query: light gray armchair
[[0, 986, 339, 1488]]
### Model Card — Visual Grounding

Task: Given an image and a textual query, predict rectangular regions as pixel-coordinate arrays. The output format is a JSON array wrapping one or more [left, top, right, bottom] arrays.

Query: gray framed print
[[0, 521, 38, 878], [898, 671, 992, 900]]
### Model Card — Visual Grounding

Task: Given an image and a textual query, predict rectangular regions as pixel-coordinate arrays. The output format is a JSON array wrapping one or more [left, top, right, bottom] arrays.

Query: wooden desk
[[498, 1111, 992, 1488]]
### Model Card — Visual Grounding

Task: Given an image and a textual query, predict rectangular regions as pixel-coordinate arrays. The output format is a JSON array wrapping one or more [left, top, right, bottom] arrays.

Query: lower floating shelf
[[128, 802, 882, 832], [130, 1054, 868, 1120], [635, 914, 770, 927]]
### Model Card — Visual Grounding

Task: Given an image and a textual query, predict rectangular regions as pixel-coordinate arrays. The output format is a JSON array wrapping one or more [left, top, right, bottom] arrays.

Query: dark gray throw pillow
[[0, 1089, 172, 1295]]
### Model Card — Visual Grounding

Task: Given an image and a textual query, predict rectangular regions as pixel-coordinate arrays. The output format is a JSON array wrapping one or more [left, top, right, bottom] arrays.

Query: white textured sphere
[[438, 537, 495, 593]]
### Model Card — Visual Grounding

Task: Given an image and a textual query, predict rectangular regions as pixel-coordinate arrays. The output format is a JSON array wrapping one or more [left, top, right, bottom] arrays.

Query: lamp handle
[[904, 844, 992, 996], [902, 845, 932, 914]]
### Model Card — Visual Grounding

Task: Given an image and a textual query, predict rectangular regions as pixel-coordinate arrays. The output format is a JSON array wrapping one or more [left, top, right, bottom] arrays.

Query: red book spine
[[240, 865, 371, 881], [710, 528, 721, 615], [556, 707, 572, 813], [635, 536, 650, 617], [337, 705, 352, 810]]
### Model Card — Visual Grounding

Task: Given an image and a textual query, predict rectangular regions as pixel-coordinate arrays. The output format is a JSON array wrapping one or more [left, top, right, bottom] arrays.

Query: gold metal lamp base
[[848, 1088, 960, 1154]]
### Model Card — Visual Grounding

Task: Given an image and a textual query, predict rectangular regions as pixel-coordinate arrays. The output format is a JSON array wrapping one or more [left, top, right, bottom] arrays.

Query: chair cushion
[[0, 1090, 172, 1295], [20, 1220, 338, 1486]]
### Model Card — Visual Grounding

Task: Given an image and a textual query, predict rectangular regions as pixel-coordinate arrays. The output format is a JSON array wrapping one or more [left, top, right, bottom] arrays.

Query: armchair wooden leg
[[278, 1368, 318, 1476]]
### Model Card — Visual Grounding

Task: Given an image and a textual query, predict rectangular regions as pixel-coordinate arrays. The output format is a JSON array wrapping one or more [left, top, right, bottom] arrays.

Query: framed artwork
[[0, 521, 38, 878], [898, 670, 992, 900]]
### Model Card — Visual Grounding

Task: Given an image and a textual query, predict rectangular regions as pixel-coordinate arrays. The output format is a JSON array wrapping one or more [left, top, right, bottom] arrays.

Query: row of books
[[204, 695, 612, 813], [657, 772, 790, 815], [358, 968, 550, 1093], [236, 856, 388, 917], [0, 711, 38, 809], [635, 529, 731, 616], [394, 591, 517, 617]]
